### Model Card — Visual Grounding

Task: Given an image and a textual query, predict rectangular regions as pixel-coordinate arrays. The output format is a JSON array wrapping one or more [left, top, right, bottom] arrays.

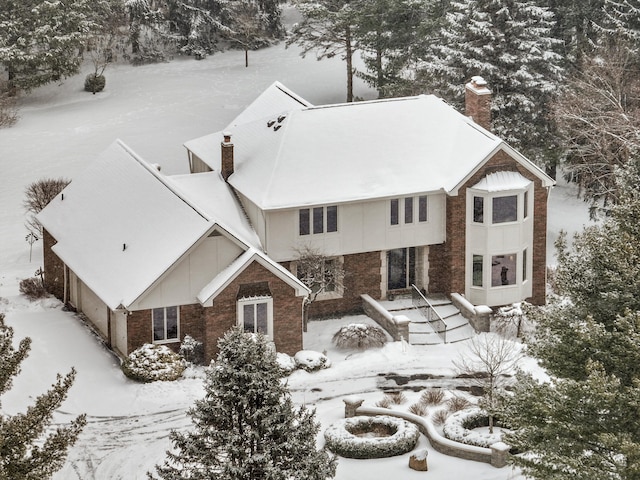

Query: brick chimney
[[465, 76, 492, 131], [221, 131, 234, 181]]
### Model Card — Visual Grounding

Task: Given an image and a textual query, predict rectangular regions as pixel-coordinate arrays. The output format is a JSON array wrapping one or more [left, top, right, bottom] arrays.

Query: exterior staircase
[[383, 292, 476, 345]]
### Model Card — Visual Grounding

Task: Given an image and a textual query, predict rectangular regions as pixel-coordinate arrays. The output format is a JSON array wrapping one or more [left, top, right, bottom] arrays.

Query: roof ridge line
[[115, 139, 213, 222]]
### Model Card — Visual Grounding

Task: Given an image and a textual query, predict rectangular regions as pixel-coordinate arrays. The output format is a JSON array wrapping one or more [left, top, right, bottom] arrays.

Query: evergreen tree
[[418, 0, 565, 171], [500, 159, 640, 479], [151, 327, 337, 480], [0, 313, 86, 479], [288, 0, 360, 102], [0, 0, 96, 92], [355, 0, 427, 98], [601, 0, 640, 51]]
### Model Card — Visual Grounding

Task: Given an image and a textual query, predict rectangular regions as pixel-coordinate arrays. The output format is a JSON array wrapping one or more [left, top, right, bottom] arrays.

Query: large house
[[38, 78, 554, 363]]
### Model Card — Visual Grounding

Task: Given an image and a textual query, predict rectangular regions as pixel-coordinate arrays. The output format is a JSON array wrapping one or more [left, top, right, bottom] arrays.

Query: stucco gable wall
[[129, 234, 244, 311]]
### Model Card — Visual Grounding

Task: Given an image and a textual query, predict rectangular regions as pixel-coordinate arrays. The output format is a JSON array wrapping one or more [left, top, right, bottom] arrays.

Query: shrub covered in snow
[[442, 408, 505, 448], [332, 323, 387, 349], [84, 73, 106, 93], [446, 395, 472, 413], [420, 388, 445, 406], [294, 350, 331, 372], [276, 352, 297, 374], [122, 344, 186, 383], [19, 277, 47, 300], [179, 335, 204, 365], [324, 415, 420, 459]]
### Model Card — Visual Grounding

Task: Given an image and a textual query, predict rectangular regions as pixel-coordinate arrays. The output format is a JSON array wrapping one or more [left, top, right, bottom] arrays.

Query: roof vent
[[277, 114, 286, 123], [274, 124, 282, 132], [267, 119, 275, 128]]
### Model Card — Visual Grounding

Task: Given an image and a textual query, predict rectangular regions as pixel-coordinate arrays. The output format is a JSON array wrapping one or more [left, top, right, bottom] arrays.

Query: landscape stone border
[[324, 415, 420, 459]]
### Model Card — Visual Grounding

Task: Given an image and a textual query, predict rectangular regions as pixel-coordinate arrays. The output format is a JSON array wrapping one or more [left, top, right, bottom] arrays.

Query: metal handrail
[[411, 284, 448, 343]]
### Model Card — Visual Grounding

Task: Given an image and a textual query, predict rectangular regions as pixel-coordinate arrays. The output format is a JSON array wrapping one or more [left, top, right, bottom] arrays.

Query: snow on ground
[[0, 17, 593, 478]]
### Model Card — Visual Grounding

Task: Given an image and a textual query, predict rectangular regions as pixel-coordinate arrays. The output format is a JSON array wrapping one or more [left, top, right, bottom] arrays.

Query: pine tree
[[288, 0, 360, 102], [0, 0, 97, 92], [418, 0, 565, 171], [151, 327, 337, 480], [355, 0, 427, 98], [0, 313, 86, 479], [500, 159, 640, 479]]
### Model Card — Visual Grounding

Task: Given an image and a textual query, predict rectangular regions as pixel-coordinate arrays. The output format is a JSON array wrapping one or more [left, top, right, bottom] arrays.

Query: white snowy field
[[0, 20, 594, 479]]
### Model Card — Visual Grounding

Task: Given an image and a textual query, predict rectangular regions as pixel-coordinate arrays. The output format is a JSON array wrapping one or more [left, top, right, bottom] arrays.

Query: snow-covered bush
[[179, 335, 204, 365], [324, 415, 420, 459], [84, 73, 106, 93], [409, 402, 427, 416], [276, 352, 297, 374], [332, 323, 387, 349], [442, 408, 505, 448], [122, 344, 185, 383], [19, 277, 47, 300], [294, 350, 331, 372]]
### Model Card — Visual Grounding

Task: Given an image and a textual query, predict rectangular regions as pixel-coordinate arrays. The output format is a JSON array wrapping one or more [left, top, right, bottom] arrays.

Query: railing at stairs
[[411, 285, 448, 343]]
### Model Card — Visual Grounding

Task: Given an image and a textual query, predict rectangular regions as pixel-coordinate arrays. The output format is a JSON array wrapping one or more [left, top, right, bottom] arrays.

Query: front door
[[387, 247, 415, 290]]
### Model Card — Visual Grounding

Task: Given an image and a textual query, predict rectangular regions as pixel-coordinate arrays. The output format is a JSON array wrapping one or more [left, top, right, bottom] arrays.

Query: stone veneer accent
[[127, 261, 304, 363], [429, 150, 548, 305]]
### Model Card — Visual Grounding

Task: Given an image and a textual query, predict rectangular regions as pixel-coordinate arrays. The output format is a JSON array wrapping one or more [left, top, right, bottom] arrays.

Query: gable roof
[[186, 92, 553, 211], [37, 140, 304, 311], [197, 248, 310, 305]]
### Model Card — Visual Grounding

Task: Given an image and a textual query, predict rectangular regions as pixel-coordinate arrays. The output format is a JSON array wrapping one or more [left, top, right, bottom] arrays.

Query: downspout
[[63, 264, 68, 305]]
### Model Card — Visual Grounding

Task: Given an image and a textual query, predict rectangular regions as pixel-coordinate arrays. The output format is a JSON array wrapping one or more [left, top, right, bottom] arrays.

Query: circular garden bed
[[442, 408, 506, 448], [324, 415, 420, 459]]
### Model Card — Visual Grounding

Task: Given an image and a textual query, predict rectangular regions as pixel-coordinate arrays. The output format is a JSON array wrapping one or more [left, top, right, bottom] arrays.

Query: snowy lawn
[[0, 13, 594, 477]]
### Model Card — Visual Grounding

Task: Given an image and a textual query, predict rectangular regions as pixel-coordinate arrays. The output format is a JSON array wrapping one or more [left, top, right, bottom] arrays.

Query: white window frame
[[390, 196, 428, 226], [237, 296, 274, 340], [152, 306, 180, 344], [299, 205, 338, 236]]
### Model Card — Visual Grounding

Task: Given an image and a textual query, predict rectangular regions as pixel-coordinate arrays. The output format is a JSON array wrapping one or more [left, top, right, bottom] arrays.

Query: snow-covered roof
[[472, 171, 532, 192], [226, 81, 312, 128], [169, 171, 262, 249], [197, 248, 310, 305], [37, 140, 303, 311], [37, 141, 214, 310], [187, 93, 549, 210]]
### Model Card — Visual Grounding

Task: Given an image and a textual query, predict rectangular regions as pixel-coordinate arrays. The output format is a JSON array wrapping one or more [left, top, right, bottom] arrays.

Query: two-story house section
[[185, 78, 555, 317], [39, 79, 554, 364]]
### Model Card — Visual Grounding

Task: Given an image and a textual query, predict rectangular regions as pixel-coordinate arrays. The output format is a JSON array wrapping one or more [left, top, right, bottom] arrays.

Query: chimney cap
[[467, 76, 491, 94], [222, 131, 233, 142]]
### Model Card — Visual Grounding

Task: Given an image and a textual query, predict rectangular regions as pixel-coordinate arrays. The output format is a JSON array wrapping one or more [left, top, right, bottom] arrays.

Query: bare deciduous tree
[[24, 178, 70, 237], [454, 334, 523, 433], [294, 246, 345, 331], [554, 41, 640, 216]]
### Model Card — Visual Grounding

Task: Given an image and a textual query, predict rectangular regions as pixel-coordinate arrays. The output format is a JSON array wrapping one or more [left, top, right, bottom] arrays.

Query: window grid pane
[[299, 209, 310, 235], [313, 207, 324, 234], [524, 191, 529, 218], [404, 197, 413, 223], [492, 195, 518, 223], [473, 196, 484, 223], [152, 308, 165, 341], [326, 206, 338, 232], [492, 254, 517, 286], [523, 248, 527, 281], [390, 199, 399, 225], [418, 196, 427, 222], [472, 255, 483, 287], [243, 304, 255, 333], [256, 302, 268, 334], [166, 306, 178, 339]]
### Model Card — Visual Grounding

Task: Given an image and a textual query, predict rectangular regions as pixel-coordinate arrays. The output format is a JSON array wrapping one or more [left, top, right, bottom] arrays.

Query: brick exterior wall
[[42, 229, 66, 302], [282, 251, 383, 319], [430, 150, 548, 305], [126, 260, 304, 363]]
